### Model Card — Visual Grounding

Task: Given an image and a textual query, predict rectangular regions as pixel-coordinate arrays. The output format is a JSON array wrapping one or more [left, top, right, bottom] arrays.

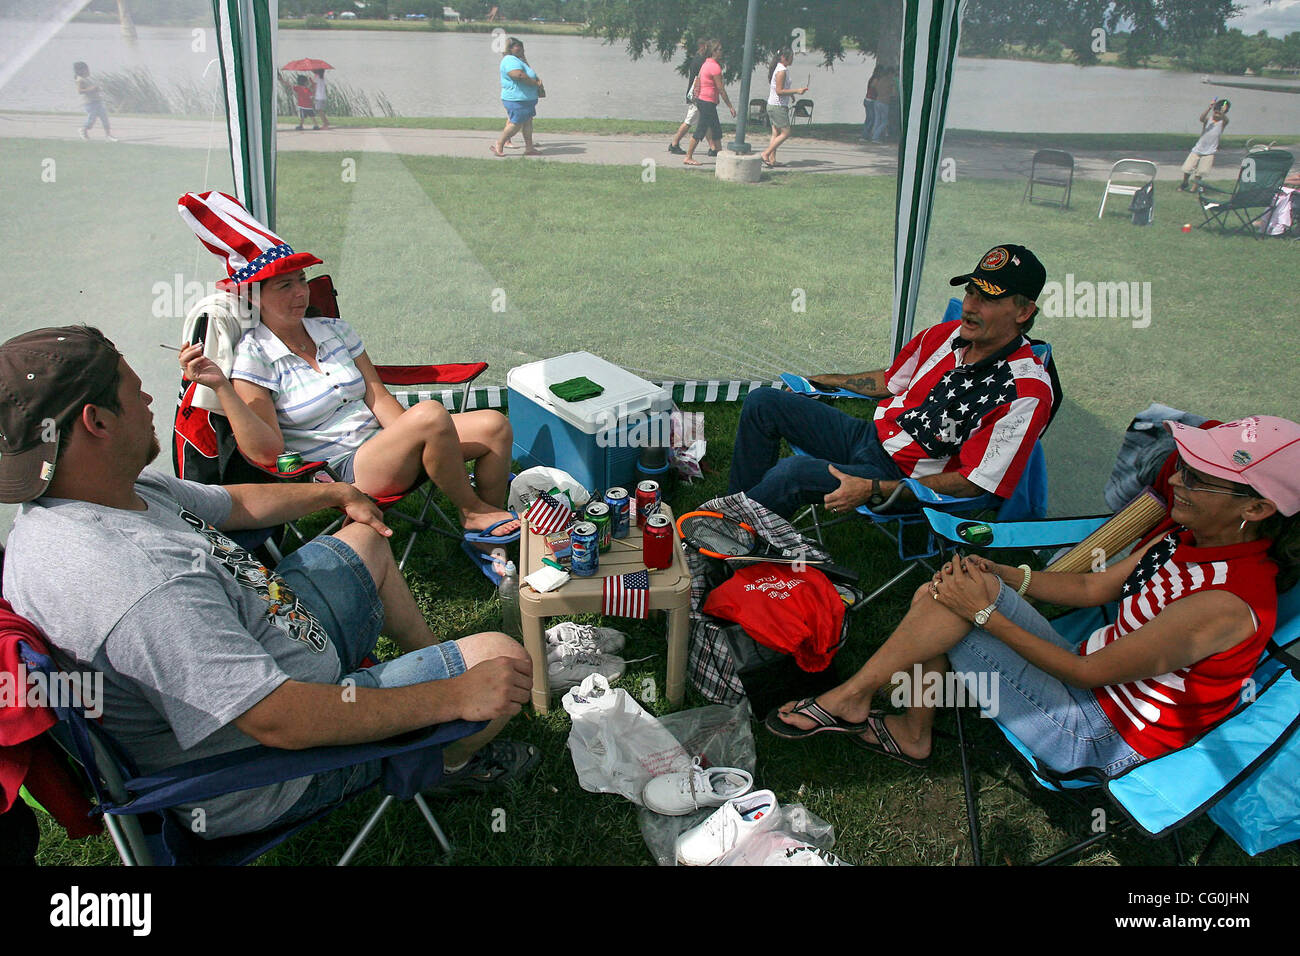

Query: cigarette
[[159, 344, 181, 351]]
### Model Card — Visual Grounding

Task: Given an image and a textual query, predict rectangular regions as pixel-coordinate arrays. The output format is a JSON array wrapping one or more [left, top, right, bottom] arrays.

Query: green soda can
[[585, 501, 612, 552], [276, 453, 304, 473]]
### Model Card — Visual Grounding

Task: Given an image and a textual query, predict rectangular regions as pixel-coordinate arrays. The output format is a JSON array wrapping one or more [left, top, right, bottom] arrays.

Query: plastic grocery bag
[[508, 466, 592, 514], [561, 674, 690, 804]]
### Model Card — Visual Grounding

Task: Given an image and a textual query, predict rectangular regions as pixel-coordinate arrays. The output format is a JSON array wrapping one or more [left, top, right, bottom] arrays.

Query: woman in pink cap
[[767, 416, 1300, 777], [175, 191, 519, 551]]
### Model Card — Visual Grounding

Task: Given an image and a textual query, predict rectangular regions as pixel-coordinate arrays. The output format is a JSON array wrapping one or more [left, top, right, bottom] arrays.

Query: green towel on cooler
[[550, 376, 604, 402]]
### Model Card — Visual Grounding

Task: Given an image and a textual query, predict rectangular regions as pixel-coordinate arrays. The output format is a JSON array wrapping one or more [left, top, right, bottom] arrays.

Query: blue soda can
[[604, 487, 631, 538], [570, 522, 599, 577]]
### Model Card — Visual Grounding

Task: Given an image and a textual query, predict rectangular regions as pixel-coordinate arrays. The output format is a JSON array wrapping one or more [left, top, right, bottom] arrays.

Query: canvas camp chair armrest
[[923, 508, 1109, 551], [237, 450, 339, 483], [374, 363, 488, 387], [859, 479, 1000, 518], [103, 719, 487, 816], [779, 373, 865, 400]]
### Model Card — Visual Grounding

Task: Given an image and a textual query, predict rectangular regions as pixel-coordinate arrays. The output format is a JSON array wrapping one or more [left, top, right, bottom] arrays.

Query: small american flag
[[524, 492, 573, 535], [603, 570, 649, 619]]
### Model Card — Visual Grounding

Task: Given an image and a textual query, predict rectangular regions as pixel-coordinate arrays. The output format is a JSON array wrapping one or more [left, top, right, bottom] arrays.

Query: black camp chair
[[747, 98, 769, 130], [1022, 148, 1074, 210], [1198, 149, 1295, 238], [791, 99, 814, 124]]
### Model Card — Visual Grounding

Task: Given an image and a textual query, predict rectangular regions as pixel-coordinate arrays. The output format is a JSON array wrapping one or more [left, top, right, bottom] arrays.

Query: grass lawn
[[2, 135, 1296, 866]]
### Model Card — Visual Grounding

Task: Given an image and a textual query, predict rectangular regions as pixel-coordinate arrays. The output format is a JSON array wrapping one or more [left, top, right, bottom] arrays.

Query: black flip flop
[[764, 697, 874, 740], [845, 712, 931, 769]]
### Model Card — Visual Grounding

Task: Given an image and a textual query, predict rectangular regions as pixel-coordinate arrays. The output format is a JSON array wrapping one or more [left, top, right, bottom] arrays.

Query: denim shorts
[[946, 580, 1144, 778], [503, 98, 536, 124], [267, 536, 468, 829]]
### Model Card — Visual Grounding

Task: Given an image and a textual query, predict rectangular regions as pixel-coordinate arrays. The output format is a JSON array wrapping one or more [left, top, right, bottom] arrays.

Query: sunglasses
[[1175, 459, 1256, 498]]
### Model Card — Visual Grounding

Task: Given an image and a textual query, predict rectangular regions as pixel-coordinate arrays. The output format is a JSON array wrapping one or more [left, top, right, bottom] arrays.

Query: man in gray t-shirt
[[0, 326, 536, 839]]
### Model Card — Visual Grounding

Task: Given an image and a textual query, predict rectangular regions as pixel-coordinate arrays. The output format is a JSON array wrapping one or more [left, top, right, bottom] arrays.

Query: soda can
[[635, 480, 661, 529], [643, 513, 674, 570], [604, 487, 631, 538], [585, 502, 612, 552], [570, 522, 599, 576], [276, 453, 304, 474]]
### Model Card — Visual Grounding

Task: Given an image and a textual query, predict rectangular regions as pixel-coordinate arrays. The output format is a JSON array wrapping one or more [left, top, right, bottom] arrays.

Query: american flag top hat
[[178, 190, 322, 285]]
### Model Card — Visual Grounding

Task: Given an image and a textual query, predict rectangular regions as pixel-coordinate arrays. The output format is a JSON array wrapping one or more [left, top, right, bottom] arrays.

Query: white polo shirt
[[231, 315, 381, 467]]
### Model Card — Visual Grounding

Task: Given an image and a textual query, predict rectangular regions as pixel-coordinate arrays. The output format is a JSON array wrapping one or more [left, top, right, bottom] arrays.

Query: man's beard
[[147, 431, 161, 465]]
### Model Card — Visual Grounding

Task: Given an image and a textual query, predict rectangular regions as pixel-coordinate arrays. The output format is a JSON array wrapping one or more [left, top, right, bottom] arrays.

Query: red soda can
[[643, 514, 673, 570], [635, 480, 661, 529]]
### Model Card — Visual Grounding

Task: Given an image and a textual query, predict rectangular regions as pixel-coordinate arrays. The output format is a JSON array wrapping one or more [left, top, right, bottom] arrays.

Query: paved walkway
[[8, 110, 1284, 183]]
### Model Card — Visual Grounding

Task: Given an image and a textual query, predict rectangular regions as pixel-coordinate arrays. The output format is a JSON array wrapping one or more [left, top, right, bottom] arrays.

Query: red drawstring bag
[[701, 563, 845, 672]]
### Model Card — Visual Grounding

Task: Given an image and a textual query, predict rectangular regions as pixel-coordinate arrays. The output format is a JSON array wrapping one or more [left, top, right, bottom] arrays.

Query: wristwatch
[[973, 594, 1001, 627], [868, 479, 885, 508]]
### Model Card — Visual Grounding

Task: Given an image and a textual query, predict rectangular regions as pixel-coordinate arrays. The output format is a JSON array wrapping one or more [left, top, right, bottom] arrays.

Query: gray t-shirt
[[2, 470, 342, 837]]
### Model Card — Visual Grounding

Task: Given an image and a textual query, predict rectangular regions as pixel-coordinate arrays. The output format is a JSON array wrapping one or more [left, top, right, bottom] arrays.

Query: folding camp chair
[[1022, 148, 1074, 210], [923, 504, 1300, 864], [1198, 149, 1295, 238], [747, 98, 769, 130], [17, 637, 485, 866], [789, 297, 1061, 606], [1097, 159, 1157, 219], [791, 98, 814, 124], [173, 274, 494, 571]]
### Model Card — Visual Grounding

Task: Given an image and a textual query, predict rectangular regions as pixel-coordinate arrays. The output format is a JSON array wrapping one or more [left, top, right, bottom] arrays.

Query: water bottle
[[498, 560, 522, 640]]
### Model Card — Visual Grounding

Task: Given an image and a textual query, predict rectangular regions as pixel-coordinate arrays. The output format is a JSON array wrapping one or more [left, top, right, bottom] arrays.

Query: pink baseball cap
[[1165, 416, 1300, 516]]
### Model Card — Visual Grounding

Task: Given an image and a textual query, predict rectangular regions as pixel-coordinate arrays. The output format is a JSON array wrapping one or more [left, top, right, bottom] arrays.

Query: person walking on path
[[311, 68, 330, 130], [73, 61, 116, 141], [492, 37, 544, 157], [684, 40, 735, 166], [760, 48, 807, 168], [668, 40, 708, 156]]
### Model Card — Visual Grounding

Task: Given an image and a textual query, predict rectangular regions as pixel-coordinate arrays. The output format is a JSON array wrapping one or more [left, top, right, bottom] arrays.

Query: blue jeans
[[947, 581, 1144, 778], [267, 536, 468, 829], [727, 388, 904, 518]]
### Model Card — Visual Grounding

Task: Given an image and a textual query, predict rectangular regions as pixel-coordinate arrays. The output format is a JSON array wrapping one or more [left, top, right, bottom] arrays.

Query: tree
[[584, 0, 902, 81]]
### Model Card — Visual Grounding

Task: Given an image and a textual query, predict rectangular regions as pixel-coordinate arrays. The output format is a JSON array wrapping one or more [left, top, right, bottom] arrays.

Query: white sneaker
[[545, 621, 626, 661], [757, 836, 848, 866], [642, 757, 753, 815], [675, 789, 778, 866], [79, 128, 88, 140], [547, 644, 624, 692]]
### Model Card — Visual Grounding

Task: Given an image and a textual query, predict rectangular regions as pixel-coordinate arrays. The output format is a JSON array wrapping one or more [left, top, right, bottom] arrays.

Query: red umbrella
[[281, 58, 334, 72]]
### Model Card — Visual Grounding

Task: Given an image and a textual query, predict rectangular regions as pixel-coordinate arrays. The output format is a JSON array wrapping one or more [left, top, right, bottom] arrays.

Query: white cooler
[[507, 352, 672, 493]]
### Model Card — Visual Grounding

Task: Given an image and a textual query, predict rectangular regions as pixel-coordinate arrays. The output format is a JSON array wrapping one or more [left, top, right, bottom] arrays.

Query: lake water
[[4, 21, 1300, 134]]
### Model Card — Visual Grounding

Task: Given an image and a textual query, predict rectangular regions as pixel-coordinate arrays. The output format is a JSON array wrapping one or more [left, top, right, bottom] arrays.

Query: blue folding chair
[[924, 506, 1300, 864], [19, 640, 486, 866]]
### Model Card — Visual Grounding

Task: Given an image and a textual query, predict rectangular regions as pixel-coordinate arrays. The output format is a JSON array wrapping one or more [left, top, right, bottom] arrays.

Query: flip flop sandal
[[764, 697, 874, 740], [845, 712, 931, 769], [489, 143, 505, 157], [462, 516, 521, 546]]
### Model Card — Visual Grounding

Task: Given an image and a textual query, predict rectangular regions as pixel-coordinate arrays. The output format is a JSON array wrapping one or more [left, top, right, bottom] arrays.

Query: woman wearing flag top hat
[[175, 190, 519, 545]]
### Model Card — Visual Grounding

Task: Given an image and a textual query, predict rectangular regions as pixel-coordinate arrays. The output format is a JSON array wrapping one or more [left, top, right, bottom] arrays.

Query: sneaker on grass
[[545, 621, 627, 661], [642, 756, 753, 816], [548, 644, 624, 691], [425, 739, 540, 794], [675, 790, 779, 866]]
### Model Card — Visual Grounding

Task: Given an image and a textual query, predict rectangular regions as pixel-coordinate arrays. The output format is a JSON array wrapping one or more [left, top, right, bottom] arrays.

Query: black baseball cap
[[949, 244, 1047, 301], [0, 326, 122, 503]]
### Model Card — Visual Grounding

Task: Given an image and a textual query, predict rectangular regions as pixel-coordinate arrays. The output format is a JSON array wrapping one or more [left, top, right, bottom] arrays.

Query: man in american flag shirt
[[728, 244, 1055, 519]]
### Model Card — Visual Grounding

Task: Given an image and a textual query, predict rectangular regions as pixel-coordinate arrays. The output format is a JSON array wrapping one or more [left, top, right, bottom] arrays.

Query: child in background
[[292, 74, 318, 130], [73, 61, 116, 141], [1180, 98, 1230, 192]]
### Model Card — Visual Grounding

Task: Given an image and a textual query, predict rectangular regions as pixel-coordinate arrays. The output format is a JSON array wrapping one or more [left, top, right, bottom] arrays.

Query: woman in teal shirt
[[492, 37, 544, 156]]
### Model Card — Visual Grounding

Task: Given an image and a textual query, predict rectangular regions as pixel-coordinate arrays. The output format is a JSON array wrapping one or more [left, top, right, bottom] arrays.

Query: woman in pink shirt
[[684, 40, 736, 166]]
